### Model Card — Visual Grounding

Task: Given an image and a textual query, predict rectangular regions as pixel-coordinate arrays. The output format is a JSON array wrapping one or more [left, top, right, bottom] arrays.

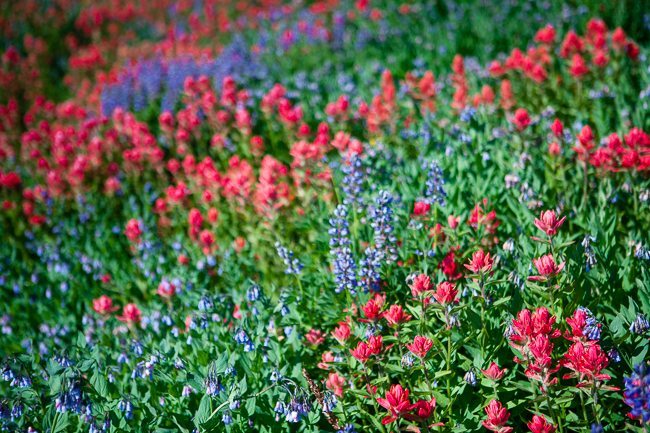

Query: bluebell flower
[[222, 410, 233, 425], [247, 283, 261, 302], [630, 314, 649, 335], [234, 329, 254, 352]]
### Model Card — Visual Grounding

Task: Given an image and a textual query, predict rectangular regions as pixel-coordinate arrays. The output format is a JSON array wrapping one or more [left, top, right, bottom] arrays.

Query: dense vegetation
[[1, 1, 649, 432]]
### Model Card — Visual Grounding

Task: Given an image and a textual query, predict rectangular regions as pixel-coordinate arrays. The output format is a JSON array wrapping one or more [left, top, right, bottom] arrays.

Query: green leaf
[[90, 370, 108, 397]]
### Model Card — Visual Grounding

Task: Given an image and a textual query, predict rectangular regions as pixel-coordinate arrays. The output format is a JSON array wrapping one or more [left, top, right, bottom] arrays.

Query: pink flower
[[92, 295, 118, 315], [156, 281, 176, 299], [513, 108, 531, 131], [534, 210, 566, 236], [117, 303, 142, 326], [406, 335, 433, 358], [124, 219, 143, 243], [331, 321, 351, 345], [409, 398, 436, 421], [464, 249, 494, 274], [410, 273, 432, 298], [350, 342, 372, 363], [383, 305, 412, 326], [413, 201, 431, 216], [376, 384, 412, 425], [482, 400, 513, 433], [306, 329, 325, 346], [527, 415, 556, 433], [482, 362, 506, 381], [529, 254, 565, 281], [326, 372, 346, 397], [550, 119, 564, 137], [367, 335, 383, 355], [433, 281, 458, 305]]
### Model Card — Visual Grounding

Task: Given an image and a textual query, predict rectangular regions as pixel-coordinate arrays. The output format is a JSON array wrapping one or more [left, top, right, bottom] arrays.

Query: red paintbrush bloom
[[383, 305, 412, 326], [550, 119, 564, 138], [527, 415, 556, 433], [433, 281, 458, 305], [406, 335, 433, 358], [513, 108, 531, 131], [117, 303, 142, 326], [367, 335, 383, 355], [350, 341, 372, 363], [306, 329, 325, 346], [482, 400, 513, 433], [376, 384, 412, 425], [409, 398, 436, 421], [529, 254, 565, 281], [92, 295, 119, 315], [326, 372, 346, 397], [534, 24, 556, 44], [331, 321, 351, 344], [465, 249, 494, 274], [410, 273, 433, 298], [413, 201, 431, 216], [482, 362, 506, 381], [534, 210, 566, 236]]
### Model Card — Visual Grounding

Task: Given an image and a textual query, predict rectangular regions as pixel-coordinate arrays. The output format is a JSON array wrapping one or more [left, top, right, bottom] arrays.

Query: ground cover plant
[[1, 0, 649, 432]]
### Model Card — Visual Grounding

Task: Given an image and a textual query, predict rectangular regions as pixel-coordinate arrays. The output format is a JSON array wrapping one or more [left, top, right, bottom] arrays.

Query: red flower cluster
[[376, 384, 435, 425]]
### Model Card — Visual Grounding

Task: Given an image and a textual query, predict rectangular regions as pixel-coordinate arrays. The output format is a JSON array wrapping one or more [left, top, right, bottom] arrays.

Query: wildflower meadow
[[1, 1, 650, 432]]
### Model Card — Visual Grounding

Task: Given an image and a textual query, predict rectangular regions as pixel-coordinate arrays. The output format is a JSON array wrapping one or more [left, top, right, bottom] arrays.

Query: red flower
[[92, 295, 118, 315], [465, 249, 494, 274], [117, 303, 142, 326], [482, 362, 506, 381], [482, 400, 513, 433], [548, 142, 561, 156], [409, 398, 436, 421], [509, 307, 561, 346], [433, 281, 458, 305], [361, 296, 384, 321], [529, 254, 565, 281], [534, 210, 566, 236], [326, 372, 346, 397], [439, 249, 461, 280], [383, 305, 412, 326], [410, 273, 432, 298], [331, 321, 351, 345], [513, 108, 531, 131], [376, 384, 412, 425], [413, 201, 431, 216], [306, 329, 325, 346], [534, 24, 556, 44], [569, 54, 589, 78], [565, 308, 601, 342], [124, 219, 143, 243], [550, 119, 564, 138], [406, 335, 433, 358], [350, 341, 372, 363], [156, 281, 176, 299], [562, 342, 615, 386], [527, 415, 556, 433], [318, 351, 335, 370], [367, 335, 384, 355]]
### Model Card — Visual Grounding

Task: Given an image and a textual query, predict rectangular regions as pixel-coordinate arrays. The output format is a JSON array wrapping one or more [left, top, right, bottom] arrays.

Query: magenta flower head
[[534, 210, 566, 236], [529, 254, 565, 281]]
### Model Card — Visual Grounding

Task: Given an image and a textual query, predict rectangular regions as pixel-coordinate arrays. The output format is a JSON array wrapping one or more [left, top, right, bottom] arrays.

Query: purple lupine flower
[[624, 362, 650, 423], [329, 205, 357, 294]]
